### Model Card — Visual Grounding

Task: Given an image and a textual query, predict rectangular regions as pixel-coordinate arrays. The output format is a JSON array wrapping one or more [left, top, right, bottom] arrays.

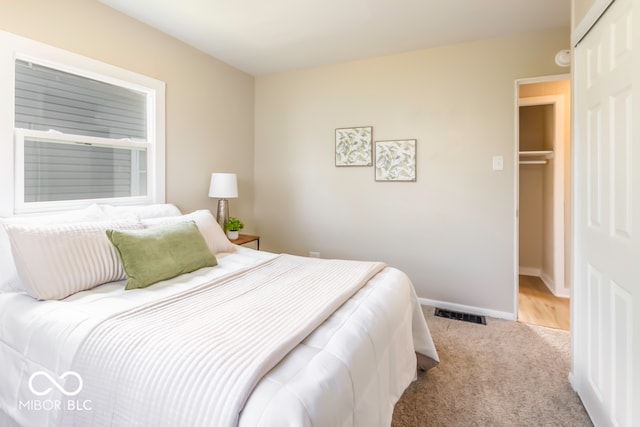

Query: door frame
[[513, 74, 571, 316]]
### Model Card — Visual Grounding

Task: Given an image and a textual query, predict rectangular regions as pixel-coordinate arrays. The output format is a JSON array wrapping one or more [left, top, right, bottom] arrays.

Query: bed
[[0, 204, 438, 427]]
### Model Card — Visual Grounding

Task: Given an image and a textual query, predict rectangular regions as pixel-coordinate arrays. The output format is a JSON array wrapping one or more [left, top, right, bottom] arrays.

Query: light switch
[[492, 155, 504, 171]]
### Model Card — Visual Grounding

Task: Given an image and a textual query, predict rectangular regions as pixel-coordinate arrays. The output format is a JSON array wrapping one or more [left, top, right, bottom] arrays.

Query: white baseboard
[[520, 267, 570, 299], [519, 266, 541, 277], [568, 372, 577, 393], [541, 271, 571, 298], [419, 298, 516, 321], [540, 271, 556, 294], [534, 271, 571, 299]]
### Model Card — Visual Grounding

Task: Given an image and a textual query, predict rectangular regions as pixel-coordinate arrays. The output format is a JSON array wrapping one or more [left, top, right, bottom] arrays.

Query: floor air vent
[[434, 308, 486, 325]]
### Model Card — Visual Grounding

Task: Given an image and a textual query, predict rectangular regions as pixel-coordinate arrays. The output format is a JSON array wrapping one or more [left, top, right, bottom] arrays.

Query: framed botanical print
[[335, 126, 373, 166], [375, 139, 417, 182]]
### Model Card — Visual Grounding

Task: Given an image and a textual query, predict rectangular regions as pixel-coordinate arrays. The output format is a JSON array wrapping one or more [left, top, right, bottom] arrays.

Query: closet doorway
[[515, 75, 570, 330]]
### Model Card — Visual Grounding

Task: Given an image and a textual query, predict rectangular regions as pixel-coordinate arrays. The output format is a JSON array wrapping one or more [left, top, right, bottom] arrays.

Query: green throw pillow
[[106, 220, 217, 290]]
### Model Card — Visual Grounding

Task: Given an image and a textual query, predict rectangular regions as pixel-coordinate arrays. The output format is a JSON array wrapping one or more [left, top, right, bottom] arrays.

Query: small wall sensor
[[555, 49, 571, 67]]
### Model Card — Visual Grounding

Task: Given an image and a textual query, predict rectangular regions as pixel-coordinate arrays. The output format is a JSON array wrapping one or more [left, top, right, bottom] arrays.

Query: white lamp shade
[[208, 173, 238, 198]]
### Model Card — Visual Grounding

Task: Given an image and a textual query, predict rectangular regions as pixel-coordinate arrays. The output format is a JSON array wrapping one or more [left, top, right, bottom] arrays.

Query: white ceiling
[[100, 0, 571, 76]]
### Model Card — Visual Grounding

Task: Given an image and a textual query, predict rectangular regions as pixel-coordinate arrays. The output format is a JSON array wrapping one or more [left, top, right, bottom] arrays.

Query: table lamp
[[208, 173, 238, 230]]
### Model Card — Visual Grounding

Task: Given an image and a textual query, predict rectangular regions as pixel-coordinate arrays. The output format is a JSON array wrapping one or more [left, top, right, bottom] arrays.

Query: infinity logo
[[28, 371, 83, 397]]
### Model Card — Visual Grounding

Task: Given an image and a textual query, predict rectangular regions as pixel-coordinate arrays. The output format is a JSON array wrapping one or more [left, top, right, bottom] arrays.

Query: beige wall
[[0, 0, 256, 228], [518, 165, 544, 270], [572, 0, 597, 30], [255, 28, 570, 315], [519, 105, 552, 151]]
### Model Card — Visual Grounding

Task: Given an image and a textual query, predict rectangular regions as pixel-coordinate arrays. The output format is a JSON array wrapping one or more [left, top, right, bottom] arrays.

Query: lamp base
[[216, 199, 229, 231]]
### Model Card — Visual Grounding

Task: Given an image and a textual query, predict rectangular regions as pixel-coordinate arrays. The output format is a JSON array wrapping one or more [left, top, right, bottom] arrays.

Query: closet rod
[[519, 160, 547, 165]]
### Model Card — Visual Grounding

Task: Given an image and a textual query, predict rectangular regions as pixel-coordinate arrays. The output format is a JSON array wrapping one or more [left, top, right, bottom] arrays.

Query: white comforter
[[0, 247, 438, 427]]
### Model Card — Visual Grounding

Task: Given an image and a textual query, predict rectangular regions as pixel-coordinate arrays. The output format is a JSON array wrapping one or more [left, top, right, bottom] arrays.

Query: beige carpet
[[392, 307, 593, 427]]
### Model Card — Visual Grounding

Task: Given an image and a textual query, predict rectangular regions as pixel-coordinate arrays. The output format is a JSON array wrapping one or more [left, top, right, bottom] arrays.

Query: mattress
[[0, 246, 438, 427]]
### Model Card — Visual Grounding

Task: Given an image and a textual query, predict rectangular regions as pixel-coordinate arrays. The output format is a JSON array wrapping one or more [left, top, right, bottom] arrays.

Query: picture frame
[[375, 139, 417, 182], [335, 126, 373, 166]]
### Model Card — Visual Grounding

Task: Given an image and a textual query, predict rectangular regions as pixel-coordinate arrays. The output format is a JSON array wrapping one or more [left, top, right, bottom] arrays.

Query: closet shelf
[[519, 150, 554, 159], [520, 160, 547, 165]]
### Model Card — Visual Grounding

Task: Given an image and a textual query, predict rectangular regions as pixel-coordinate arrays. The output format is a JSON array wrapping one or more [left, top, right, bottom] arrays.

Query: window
[[0, 31, 165, 215]]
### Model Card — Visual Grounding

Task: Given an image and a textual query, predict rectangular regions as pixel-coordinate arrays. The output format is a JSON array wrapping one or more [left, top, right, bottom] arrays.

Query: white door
[[572, 0, 639, 425]]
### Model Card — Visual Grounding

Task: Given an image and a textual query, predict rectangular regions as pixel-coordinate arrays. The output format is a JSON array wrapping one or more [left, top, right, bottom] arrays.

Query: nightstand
[[230, 234, 260, 250]]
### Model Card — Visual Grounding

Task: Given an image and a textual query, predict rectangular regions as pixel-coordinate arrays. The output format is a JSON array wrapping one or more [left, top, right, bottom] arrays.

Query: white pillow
[[0, 231, 20, 292], [0, 204, 107, 292], [142, 210, 235, 254], [4, 216, 143, 300], [99, 203, 182, 219]]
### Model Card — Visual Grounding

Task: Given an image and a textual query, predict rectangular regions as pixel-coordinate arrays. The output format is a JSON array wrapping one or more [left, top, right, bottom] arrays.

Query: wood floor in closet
[[518, 275, 570, 331]]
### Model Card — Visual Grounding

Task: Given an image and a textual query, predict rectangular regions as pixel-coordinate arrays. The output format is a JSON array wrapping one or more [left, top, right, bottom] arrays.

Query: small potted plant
[[224, 217, 244, 240]]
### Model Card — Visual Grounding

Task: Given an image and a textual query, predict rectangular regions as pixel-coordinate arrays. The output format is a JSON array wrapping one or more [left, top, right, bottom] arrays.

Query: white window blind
[[15, 60, 147, 139], [23, 138, 147, 203], [13, 59, 153, 208]]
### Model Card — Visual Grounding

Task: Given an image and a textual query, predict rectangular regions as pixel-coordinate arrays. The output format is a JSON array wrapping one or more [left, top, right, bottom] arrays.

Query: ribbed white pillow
[[0, 204, 107, 292], [141, 210, 235, 254], [4, 217, 143, 300]]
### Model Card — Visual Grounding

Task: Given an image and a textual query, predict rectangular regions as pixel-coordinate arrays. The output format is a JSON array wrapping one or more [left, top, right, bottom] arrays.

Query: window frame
[[0, 30, 166, 216]]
